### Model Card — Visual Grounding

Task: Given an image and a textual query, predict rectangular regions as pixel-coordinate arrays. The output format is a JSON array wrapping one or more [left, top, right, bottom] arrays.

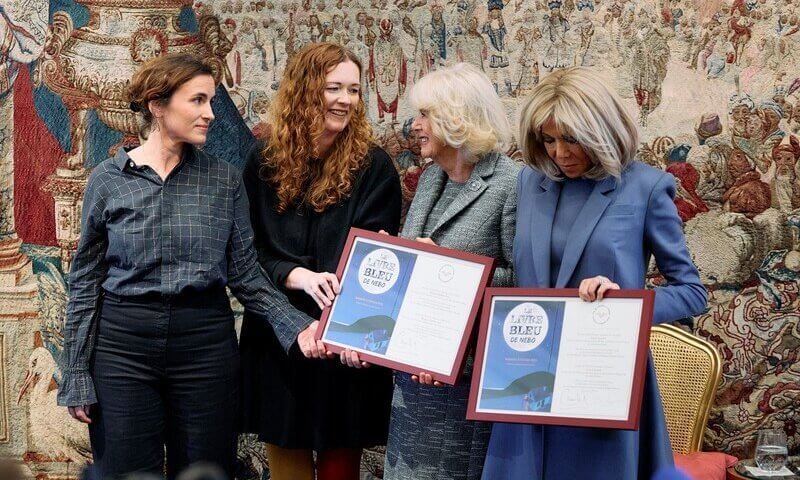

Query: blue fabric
[[549, 177, 594, 284], [482, 162, 707, 480]]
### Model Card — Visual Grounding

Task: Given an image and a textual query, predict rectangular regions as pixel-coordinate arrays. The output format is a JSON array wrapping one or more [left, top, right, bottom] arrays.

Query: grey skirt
[[384, 361, 490, 480]]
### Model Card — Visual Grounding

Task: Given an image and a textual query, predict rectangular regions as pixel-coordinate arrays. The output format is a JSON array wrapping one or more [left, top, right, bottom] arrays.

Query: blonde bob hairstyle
[[518, 67, 639, 180], [409, 63, 511, 162]]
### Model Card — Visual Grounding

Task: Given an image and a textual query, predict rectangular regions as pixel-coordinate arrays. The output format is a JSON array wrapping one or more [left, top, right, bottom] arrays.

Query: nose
[[554, 140, 570, 160], [203, 102, 215, 122], [412, 116, 422, 131], [337, 90, 352, 105]]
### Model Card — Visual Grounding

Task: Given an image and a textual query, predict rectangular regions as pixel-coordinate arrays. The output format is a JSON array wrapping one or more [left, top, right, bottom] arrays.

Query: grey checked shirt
[[57, 145, 314, 407]]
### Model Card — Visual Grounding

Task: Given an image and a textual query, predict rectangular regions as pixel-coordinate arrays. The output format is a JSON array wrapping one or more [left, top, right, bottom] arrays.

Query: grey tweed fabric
[[384, 151, 520, 480]]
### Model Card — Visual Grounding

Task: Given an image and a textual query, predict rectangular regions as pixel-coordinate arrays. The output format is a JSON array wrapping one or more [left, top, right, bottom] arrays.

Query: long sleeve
[[353, 149, 402, 235], [491, 176, 518, 287], [241, 144, 304, 287], [644, 173, 708, 324], [227, 174, 315, 352], [57, 170, 109, 407]]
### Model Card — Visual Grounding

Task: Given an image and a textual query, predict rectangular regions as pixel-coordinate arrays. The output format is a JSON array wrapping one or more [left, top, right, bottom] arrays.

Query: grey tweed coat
[[400, 151, 519, 287], [384, 151, 520, 480]]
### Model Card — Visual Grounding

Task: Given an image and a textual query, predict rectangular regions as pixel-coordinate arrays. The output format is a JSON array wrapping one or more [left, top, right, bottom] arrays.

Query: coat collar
[[429, 151, 500, 235], [403, 152, 502, 239], [530, 173, 618, 287]]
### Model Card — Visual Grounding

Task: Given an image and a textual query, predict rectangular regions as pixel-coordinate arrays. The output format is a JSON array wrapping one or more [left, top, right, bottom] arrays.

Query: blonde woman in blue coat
[[481, 67, 707, 479]]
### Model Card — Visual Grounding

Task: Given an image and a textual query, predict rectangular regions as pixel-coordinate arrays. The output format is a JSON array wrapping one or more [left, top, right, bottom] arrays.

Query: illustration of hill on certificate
[[478, 300, 565, 413], [324, 240, 417, 355]]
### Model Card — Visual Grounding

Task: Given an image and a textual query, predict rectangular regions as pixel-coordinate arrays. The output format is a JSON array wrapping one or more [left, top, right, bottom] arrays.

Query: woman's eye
[[564, 136, 578, 144], [542, 137, 554, 144]]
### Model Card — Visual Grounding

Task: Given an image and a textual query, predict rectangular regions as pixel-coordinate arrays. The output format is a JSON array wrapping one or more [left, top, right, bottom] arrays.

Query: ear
[[148, 99, 164, 119]]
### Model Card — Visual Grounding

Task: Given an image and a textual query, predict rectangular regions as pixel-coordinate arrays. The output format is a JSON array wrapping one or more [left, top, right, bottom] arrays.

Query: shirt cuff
[[280, 311, 315, 353], [57, 369, 98, 407]]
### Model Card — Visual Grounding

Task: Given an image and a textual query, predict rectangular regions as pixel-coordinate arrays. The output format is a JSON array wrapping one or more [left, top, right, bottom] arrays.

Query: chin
[[422, 148, 438, 160], [187, 134, 208, 145], [324, 122, 348, 135]]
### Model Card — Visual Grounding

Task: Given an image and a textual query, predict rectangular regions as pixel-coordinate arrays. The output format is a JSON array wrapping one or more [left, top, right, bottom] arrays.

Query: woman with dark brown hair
[[239, 42, 401, 480], [57, 53, 319, 479]]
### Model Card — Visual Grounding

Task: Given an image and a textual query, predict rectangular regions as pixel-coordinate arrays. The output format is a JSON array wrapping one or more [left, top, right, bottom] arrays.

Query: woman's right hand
[[68, 405, 93, 424], [286, 267, 341, 310], [297, 320, 334, 359]]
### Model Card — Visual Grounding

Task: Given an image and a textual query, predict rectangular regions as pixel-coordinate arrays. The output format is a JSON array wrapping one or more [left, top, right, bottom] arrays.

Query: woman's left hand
[[578, 275, 620, 302], [411, 371, 444, 387], [340, 348, 371, 369], [415, 237, 437, 246]]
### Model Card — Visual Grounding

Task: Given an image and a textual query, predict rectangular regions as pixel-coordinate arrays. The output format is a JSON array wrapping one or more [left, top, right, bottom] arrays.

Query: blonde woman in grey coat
[[384, 62, 520, 480]]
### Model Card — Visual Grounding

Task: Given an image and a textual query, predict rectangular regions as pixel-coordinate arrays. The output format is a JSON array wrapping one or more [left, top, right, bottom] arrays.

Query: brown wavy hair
[[261, 42, 372, 213]]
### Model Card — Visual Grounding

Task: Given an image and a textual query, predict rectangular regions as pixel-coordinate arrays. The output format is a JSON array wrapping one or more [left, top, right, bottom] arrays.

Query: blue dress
[[482, 163, 707, 480]]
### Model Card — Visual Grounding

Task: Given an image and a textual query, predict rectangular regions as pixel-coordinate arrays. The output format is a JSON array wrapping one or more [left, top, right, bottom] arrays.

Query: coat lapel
[[554, 175, 618, 287], [402, 165, 447, 239], [530, 176, 560, 288], [429, 153, 498, 235]]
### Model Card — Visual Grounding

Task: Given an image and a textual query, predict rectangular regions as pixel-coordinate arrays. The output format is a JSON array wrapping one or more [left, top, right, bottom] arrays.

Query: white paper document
[[474, 295, 645, 423], [322, 237, 486, 375]]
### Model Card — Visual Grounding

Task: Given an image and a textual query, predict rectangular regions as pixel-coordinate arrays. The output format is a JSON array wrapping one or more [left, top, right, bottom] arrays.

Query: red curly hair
[[261, 42, 373, 213]]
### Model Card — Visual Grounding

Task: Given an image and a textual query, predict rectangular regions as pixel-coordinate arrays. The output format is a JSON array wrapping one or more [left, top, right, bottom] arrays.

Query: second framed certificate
[[315, 228, 496, 385], [467, 288, 654, 430]]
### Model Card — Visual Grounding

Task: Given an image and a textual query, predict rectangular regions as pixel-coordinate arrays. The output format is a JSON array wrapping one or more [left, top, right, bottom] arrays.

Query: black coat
[[239, 142, 402, 449]]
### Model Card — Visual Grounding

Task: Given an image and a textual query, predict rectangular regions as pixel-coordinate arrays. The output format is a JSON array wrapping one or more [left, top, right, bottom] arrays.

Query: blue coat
[[482, 162, 707, 480]]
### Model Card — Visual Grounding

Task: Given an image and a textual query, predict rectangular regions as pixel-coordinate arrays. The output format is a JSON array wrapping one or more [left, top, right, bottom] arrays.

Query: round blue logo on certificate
[[503, 303, 549, 352], [359, 248, 400, 294]]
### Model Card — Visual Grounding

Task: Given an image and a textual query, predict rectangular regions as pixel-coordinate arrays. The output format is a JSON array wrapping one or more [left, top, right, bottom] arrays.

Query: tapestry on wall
[[0, 0, 798, 477]]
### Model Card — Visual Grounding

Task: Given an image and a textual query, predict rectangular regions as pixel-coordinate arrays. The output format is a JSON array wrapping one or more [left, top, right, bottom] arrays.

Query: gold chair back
[[650, 324, 722, 454]]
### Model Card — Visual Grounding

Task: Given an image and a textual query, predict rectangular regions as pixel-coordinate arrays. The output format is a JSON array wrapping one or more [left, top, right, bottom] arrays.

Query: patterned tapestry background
[[0, 0, 798, 477]]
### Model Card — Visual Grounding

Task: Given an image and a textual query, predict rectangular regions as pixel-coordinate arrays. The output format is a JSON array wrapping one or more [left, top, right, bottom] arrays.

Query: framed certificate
[[315, 228, 496, 385], [467, 288, 654, 430]]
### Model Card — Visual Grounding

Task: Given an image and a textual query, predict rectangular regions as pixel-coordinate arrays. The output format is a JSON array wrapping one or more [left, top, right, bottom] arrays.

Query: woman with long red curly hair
[[238, 42, 401, 480]]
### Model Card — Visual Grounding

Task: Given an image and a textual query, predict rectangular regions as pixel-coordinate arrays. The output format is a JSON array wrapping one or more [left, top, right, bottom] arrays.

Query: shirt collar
[[110, 144, 197, 172], [111, 147, 132, 171]]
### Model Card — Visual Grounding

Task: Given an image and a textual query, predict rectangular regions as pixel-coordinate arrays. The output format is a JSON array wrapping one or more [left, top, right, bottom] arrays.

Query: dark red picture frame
[[466, 288, 654, 430], [314, 227, 496, 385]]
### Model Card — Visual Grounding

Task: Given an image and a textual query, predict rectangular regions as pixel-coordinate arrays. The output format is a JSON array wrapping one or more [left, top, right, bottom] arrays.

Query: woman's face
[[541, 118, 592, 178], [322, 60, 361, 138], [153, 74, 216, 146], [412, 111, 448, 160]]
